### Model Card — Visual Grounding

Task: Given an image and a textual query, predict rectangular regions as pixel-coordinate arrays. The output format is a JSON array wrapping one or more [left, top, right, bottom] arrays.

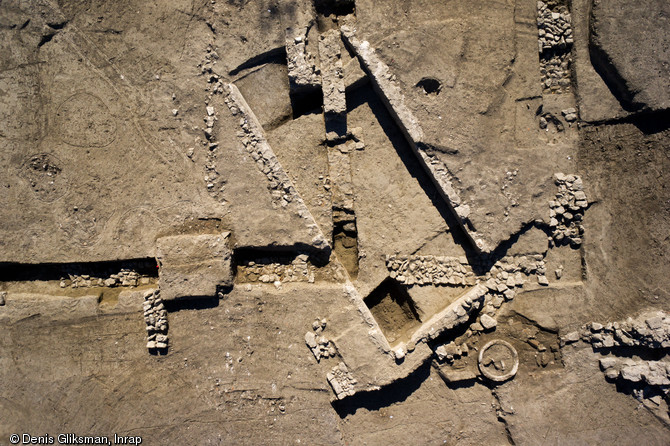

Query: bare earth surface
[[1, 0, 669, 444]]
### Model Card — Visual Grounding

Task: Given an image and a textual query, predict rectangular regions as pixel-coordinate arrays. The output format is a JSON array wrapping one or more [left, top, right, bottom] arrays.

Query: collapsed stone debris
[[549, 173, 588, 247], [435, 341, 469, 363], [480, 314, 498, 330], [305, 317, 337, 361], [327, 362, 357, 399], [143, 289, 168, 351]]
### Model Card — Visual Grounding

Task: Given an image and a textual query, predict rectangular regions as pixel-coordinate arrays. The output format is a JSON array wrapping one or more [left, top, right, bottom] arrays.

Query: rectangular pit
[[363, 277, 422, 346]]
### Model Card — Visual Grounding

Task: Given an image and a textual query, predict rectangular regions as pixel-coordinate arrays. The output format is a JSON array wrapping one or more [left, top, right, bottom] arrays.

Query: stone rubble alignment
[[325, 252, 549, 398], [319, 29, 347, 116], [340, 25, 491, 253], [406, 284, 488, 348], [549, 173, 588, 247], [143, 289, 168, 350], [537, 0, 574, 94], [566, 311, 670, 350], [563, 311, 670, 407], [599, 357, 670, 387], [224, 83, 330, 253], [286, 24, 321, 93]]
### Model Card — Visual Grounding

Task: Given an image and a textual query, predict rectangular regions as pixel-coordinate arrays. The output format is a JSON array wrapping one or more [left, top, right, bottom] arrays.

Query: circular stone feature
[[55, 92, 116, 147], [478, 339, 519, 382]]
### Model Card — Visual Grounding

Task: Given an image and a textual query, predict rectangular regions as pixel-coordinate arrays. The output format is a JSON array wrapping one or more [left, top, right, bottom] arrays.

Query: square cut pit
[[364, 277, 422, 346]]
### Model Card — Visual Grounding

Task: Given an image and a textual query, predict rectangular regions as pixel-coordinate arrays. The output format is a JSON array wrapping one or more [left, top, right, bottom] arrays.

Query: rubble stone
[[286, 24, 321, 93], [143, 289, 168, 352], [327, 362, 357, 399], [549, 173, 587, 247], [480, 314, 498, 330]]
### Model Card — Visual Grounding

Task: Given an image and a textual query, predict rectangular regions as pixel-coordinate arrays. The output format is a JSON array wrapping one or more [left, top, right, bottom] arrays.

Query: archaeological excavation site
[[1, 0, 669, 444]]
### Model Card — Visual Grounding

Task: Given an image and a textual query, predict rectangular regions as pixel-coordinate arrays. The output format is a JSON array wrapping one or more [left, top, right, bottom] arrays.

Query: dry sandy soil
[[1, 0, 669, 444]]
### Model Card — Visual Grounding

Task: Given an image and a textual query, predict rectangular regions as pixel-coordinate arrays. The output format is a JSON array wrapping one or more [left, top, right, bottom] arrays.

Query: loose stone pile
[[239, 254, 315, 284], [549, 173, 587, 247], [327, 362, 357, 399], [435, 341, 469, 364], [143, 289, 168, 351], [537, 1, 573, 94], [21, 153, 65, 201], [538, 112, 564, 131], [385, 255, 476, 286], [305, 318, 337, 362], [60, 269, 151, 289]]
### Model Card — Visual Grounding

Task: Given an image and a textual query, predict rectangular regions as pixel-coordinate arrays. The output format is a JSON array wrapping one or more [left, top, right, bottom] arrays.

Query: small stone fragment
[[599, 357, 617, 370], [305, 331, 317, 349], [480, 314, 498, 330]]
